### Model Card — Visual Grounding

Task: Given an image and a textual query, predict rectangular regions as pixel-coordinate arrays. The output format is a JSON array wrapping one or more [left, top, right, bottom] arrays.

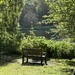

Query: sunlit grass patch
[[0, 56, 75, 75]]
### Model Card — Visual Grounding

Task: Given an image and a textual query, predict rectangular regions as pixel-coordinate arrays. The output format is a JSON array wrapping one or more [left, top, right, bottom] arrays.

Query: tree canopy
[[0, 0, 24, 52], [44, 0, 75, 39], [19, 0, 48, 28]]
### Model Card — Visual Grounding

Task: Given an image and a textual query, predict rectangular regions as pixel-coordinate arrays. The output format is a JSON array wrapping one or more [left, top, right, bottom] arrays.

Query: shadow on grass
[[60, 60, 75, 75], [0, 55, 45, 66], [60, 68, 74, 75], [0, 55, 21, 66], [22, 62, 44, 66], [66, 60, 75, 66]]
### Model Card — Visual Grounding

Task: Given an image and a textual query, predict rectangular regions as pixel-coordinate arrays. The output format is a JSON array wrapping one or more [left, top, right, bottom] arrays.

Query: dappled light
[[0, 0, 75, 75]]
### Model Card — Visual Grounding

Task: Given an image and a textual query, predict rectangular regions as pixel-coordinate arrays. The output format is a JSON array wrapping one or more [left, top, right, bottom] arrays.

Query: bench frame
[[22, 48, 47, 65]]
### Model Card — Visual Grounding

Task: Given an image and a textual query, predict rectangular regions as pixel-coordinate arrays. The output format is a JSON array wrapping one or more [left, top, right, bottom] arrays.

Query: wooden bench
[[22, 48, 47, 65]]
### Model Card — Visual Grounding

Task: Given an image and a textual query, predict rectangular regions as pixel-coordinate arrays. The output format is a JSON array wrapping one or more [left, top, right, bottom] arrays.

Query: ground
[[0, 55, 75, 75]]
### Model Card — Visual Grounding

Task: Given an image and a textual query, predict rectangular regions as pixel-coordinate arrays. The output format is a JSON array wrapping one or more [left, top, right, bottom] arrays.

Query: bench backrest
[[22, 48, 46, 56]]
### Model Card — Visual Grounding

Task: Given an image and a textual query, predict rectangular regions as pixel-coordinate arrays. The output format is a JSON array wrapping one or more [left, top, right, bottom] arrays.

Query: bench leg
[[41, 60, 43, 65], [41, 56, 43, 65], [45, 57, 47, 65], [26, 56, 28, 63], [22, 50, 24, 65], [22, 55, 24, 65]]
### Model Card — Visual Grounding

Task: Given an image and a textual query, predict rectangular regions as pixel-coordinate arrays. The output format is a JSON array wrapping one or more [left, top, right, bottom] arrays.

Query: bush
[[46, 40, 56, 58], [19, 35, 48, 55], [46, 40, 74, 59], [18, 32, 75, 59], [24, 36, 47, 50], [55, 41, 74, 59]]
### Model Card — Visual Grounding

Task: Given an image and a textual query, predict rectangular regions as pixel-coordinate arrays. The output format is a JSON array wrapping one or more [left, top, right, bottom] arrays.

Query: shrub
[[46, 40, 74, 59], [18, 32, 75, 59], [46, 40, 56, 58], [20, 35, 48, 55], [60, 41, 74, 59]]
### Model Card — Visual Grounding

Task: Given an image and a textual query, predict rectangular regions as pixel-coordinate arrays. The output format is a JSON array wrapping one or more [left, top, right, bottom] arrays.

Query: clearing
[[0, 55, 75, 75]]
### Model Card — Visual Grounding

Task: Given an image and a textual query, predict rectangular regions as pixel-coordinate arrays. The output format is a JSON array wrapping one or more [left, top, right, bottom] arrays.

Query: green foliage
[[18, 31, 75, 59], [44, 0, 75, 38], [54, 41, 74, 59], [24, 36, 47, 50], [46, 40, 75, 59], [20, 0, 48, 27], [0, 0, 24, 53], [18, 31, 48, 53], [20, 32, 75, 59]]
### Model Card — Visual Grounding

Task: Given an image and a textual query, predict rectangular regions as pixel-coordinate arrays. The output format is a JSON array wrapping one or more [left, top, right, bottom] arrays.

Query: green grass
[[0, 56, 75, 75]]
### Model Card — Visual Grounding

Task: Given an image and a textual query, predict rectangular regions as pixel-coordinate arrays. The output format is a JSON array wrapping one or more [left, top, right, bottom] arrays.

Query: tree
[[0, 0, 24, 53], [19, 0, 48, 28], [44, 0, 75, 39]]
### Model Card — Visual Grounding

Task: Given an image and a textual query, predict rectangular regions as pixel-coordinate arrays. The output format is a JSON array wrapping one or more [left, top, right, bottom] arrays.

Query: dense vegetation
[[0, 0, 75, 60], [17, 31, 75, 59], [0, 0, 24, 54], [20, 0, 48, 27], [44, 0, 75, 40], [0, 0, 75, 75], [19, 0, 50, 38]]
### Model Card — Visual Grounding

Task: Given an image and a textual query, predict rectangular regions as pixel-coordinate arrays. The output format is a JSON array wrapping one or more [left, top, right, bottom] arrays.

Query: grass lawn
[[0, 55, 75, 75]]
